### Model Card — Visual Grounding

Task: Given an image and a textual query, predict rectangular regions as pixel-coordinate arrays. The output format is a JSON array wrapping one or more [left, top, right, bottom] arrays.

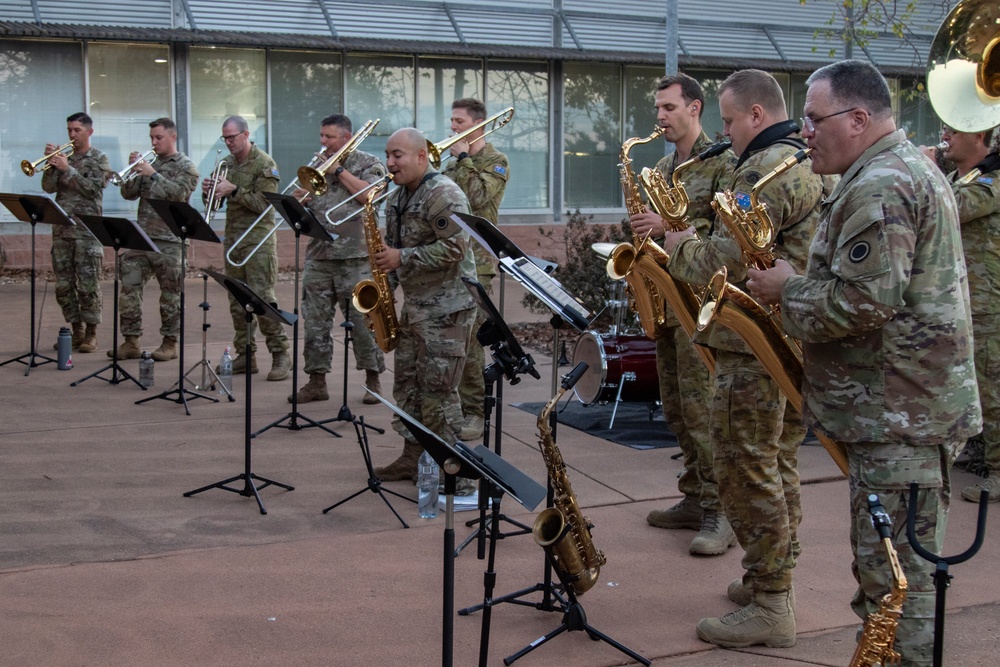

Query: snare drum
[[571, 331, 659, 405]]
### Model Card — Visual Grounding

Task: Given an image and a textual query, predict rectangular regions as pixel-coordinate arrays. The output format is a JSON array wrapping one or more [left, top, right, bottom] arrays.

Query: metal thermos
[[57, 326, 73, 370]]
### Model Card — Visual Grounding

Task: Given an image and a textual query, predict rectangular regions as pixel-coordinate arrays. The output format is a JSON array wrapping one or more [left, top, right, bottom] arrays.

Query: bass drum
[[571, 332, 659, 405]]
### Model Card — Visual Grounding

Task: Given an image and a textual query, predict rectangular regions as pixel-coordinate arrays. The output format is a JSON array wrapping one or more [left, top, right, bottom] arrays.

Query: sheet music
[[500, 256, 593, 331]]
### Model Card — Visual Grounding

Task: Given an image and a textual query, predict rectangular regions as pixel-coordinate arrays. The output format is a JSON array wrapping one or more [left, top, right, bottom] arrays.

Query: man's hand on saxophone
[[373, 245, 402, 272], [659, 226, 696, 254], [746, 259, 797, 306], [629, 205, 668, 238]]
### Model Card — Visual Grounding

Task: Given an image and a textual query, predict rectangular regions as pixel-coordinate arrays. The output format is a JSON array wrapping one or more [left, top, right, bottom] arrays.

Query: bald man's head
[[386, 127, 430, 190]]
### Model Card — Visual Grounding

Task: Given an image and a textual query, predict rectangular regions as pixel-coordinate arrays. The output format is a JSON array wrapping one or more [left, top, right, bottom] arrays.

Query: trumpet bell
[[927, 0, 1000, 132]]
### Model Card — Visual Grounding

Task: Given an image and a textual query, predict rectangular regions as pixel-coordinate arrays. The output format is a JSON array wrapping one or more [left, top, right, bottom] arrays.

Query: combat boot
[[71, 322, 86, 349], [375, 441, 423, 481], [231, 353, 258, 375], [267, 351, 291, 381], [363, 369, 382, 404], [290, 373, 329, 403], [696, 590, 796, 648], [729, 579, 797, 612], [107, 335, 141, 360], [646, 497, 702, 530], [77, 323, 99, 353], [962, 473, 1000, 502], [151, 336, 178, 361], [689, 510, 738, 556]]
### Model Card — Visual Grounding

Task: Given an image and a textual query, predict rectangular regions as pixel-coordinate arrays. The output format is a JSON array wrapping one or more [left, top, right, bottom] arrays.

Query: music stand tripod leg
[[0, 219, 57, 374]]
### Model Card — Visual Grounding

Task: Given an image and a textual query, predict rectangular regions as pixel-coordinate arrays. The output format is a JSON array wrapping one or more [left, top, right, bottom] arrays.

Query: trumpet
[[426, 107, 514, 169], [323, 175, 394, 227], [110, 149, 157, 186], [204, 149, 229, 223], [21, 142, 74, 177], [225, 147, 325, 268], [298, 118, 379, 196]]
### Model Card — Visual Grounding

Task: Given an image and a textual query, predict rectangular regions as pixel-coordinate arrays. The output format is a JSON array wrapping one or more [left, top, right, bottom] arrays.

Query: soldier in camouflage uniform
[[749, 60, 982, 667], [441, 98, 510, 441], [203, 116, 289, 381], [111, 118, 199, 362], [662, 70, 829, 648], [289, 114, 387, 404], [372, 128, 476, 482], [41, 112, 110, 353], [921, 125, 1000, 503], [630, 73, 737, 557]]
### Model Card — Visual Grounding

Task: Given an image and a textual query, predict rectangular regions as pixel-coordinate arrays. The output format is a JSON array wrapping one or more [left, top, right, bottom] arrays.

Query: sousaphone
[[926, 0, 1000, 132]]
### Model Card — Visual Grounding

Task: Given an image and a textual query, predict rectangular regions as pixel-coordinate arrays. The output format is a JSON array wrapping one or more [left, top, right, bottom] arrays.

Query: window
[[417, 57, 483, 146], [345, 54, 415, 161], [564, 61, 621, 209], [624, 65, 667, 184]]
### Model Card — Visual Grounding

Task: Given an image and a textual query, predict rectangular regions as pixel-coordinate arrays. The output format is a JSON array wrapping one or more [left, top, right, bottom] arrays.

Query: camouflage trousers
[[458, 274, 493, 420], [711, 350, 804, 593], [51, 235, 103, 325], [655, 325, 717, 511], [300, 256, 385, 375], [848, 440, 961, 667], [119, 242, 183, 339], [973, 331, 1000, 471], [392, 308, 475, 446], [225, 248, 288, 356]]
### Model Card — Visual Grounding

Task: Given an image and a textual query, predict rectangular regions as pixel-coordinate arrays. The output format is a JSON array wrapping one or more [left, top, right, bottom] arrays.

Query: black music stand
[[184, 272, 233, 400], [0, 193, 74, 375], [251, 192, 341, 439], [368, 390, 546, 667], [135, 199, 221, 414], [71, 214, 159, 389], [183, 270, 295, 515]]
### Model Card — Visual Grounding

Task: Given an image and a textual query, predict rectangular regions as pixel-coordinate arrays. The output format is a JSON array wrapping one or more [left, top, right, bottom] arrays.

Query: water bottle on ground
[[138, 351, 155, 388], [57, 326, 72, 370], [218, 347, 233, 394], [417, 450, 440, 519]]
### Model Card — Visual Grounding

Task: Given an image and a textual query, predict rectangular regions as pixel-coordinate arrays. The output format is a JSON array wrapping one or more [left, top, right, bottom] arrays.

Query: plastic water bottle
[[56, 326, 73, 370], [417, 450, 440, 519], [138, 351, 155, 388], [218, 347, 233, 394]]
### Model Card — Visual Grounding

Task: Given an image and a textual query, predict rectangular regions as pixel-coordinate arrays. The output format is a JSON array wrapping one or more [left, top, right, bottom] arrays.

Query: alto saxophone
[[850, 494, 908, 667], [532, 366, 606, 595], [352, 177, 400, 353], [697, 149, 850, 475]]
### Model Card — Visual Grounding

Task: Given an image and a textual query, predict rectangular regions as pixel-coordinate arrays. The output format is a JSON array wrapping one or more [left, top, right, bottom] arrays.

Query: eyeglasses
[[220, 133, 244, 143], [799, 108, 858, 133]]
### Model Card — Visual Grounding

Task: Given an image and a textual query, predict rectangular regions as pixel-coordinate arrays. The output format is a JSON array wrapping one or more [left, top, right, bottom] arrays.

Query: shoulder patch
[[735, 192, 752, 210], [744, 171, 762, 186], [848, 240, 871, 263], [493, 165, 507, 176], [270, 168, 280, 178], [436, 217, 449, 230], [977, 176, 994, 185]]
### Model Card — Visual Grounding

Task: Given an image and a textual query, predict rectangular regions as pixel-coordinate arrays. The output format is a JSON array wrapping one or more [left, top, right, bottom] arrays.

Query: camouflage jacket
[[305, 149, 387, 262], [667, 125, 827, 352], [949, 159, 1000, 334], [651, 131, 736, 327], [120, 152, 199, 243], [217, 144, 280, 259], [442, 142, 509, 278], [782, 130, 982, 445], [385, 168, 474, 322], [41, 146, 110, 241]]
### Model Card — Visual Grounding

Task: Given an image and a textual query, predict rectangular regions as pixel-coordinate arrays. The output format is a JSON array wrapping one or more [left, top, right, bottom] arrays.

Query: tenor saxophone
[[531, 373, 606, 595], [352, 177, 400, 353]]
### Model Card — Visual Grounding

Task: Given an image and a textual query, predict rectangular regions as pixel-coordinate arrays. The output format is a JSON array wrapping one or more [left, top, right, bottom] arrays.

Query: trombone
[[225, 146, 325, 267], [426, 106, 514, 169], [323, 175, 394, 227], [110, 149, 157, 186], [21, 142, 74, 177], [204, 149, 229, 223], [298, 118, 380, 196]]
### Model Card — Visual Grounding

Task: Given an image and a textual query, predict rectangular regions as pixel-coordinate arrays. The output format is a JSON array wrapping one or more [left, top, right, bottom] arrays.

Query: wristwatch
[[458, 152, 469, 161], [334, 166, 345, 177]]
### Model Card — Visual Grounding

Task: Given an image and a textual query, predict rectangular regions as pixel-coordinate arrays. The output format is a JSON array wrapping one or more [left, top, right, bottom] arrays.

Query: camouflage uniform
[[652, 132, 734, 514], [301, 149, 387, 374], [119, 152, 199, 338], [218, 144, 287, 355], [442, 142, 509, 421], [385, 168, 475, 446], [949, 162, 1000, 475], [41, 147, 110, 325], [668, 125, 827, 593], [780, 130, 982, 666]]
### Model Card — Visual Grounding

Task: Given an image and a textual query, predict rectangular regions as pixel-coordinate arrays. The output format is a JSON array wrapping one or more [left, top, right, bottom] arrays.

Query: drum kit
[[570, 244, 660, 413]]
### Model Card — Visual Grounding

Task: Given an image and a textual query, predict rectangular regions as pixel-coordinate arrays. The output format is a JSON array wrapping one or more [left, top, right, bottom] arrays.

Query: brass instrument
[[849, 494, 908, 667], [532, 365, 606, 595], [298, 119, 379, 196], [697, 149, 850, 475], [352, 176, 400, 353], [21, 142, 74, 177], [323, 177, 396, 227], [110, 149, 157, 186], [926, 0, 1000, 133], [640, 139, 733, 225], [204, 149, 229, 223], [426, 107, 514, 169], [226, 146, 326, 268]]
